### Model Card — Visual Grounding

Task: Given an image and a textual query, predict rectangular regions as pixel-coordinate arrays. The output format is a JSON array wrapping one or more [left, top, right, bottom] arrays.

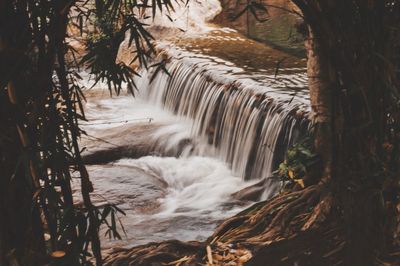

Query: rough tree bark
[[292, 0, 399, 264]]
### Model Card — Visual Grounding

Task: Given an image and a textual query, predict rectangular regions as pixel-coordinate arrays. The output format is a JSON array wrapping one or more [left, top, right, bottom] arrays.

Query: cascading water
[[79, 0, 311, 251], [136, 44, 310, 197], [79, 88, 254, 250]]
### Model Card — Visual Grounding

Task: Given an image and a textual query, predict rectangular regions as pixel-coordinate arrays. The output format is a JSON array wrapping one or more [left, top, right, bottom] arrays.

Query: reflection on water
[[175, 28, 306, 74]]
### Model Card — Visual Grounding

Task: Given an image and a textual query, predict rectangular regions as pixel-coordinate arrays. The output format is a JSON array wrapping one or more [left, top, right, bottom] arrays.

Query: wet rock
[[231, 178, 268, 202], [79, 164, 167, 209], [81, 123, 196, 164], [81, 123, 163, 164], [213, 0, 305, 57]]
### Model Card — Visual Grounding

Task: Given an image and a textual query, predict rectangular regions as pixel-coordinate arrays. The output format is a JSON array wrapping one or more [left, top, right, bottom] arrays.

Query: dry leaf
[[288, 170, 294, 179], [294, 179, 305, 188]]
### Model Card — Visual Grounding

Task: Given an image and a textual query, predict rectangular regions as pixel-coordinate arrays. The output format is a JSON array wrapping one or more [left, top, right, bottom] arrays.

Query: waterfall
[[136, 45, 310, 191]]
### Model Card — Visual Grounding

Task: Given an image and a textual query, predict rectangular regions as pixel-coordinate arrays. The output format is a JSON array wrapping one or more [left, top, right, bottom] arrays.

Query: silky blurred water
[[77, 0, 309, 252]]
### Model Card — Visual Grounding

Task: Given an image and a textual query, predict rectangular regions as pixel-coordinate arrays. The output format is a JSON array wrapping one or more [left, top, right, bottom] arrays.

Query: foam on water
[[136, 48, 309, 192], [116, 156, 247, 217], [78, 0, 310, 250], [79, 90, 255, 249], [85, 154, 251, 249]]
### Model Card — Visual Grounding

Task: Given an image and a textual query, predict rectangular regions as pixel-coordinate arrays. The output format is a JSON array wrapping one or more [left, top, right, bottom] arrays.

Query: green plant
[[273, 137, 318, 188]]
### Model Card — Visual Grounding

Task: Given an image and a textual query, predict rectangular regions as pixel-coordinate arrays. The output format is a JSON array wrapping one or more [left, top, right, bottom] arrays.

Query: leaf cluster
[[71, 0, 185, 95], [273, 137, 318, 188]]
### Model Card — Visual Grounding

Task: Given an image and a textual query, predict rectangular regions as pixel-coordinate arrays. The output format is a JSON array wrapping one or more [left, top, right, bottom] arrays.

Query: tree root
[[104, 240, 204, 265], [103, 184, 345, 265], [210, 185, 327, 244]]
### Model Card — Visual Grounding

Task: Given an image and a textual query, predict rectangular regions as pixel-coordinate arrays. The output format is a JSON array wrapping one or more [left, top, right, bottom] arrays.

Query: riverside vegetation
[[1, 1, 400, 265]]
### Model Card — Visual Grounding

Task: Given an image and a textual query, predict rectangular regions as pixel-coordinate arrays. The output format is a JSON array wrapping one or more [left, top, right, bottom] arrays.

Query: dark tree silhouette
[[0, 0, 172, 265], [214, 1, 400, 265], [1, 0, 399, 265], [294, 1, 400, 264]]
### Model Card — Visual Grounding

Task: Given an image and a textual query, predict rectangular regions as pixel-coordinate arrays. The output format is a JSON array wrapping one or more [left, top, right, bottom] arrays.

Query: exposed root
[[103, 240, 203, 266], [211, 185, 329, 245], [245, 227, 344, 266], [202, 184, 346, 265], [103, 184, 344, 265]]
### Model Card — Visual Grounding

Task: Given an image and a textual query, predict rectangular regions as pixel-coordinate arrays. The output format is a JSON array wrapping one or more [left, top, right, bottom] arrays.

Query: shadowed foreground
[[103, 182, 400, 265]]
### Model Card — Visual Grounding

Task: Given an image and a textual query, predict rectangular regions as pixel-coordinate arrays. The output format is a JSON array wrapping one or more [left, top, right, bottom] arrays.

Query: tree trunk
[[0, 91, 46, 266], [305, 27, 334, 184], [299, 2, 393, 263], [0, 28, 47, 264]]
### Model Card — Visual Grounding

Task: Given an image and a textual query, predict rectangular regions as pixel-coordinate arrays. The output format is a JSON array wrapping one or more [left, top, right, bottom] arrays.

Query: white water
[[86, 155, 249, 249], [80, 90, 255, 249], [136, 46, 309, 189], [116, 156, 246, 216], [79, 0, 310, 250]]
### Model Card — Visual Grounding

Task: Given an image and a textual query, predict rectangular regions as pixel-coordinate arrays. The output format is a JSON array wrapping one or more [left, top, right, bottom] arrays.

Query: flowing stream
[[78, 0, 309, 251]]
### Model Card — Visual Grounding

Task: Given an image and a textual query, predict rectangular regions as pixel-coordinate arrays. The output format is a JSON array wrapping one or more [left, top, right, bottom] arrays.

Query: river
[[76, 0, 309, 253]]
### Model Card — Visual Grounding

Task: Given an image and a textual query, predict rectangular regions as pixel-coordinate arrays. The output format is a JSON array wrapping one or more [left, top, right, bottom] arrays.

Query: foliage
[[273, 137, 317, 188], [0, 0, 182, 265]]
